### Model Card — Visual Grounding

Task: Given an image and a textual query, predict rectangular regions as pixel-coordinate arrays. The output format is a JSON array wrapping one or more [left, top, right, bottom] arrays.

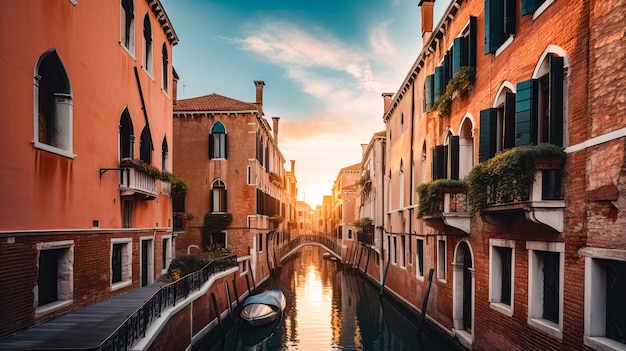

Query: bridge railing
[[278, 235, 340, 259]]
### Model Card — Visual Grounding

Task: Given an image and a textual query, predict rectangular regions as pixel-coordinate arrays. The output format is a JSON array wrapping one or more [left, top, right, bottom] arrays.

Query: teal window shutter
[[479, 109, 498, 162], [448, 136, 460, 180], [434, 66, 445, 101], [504, 0, 516, 35], [549, 56, 564, 146], [223, 134, 228, 159], [447, 49, 454, 83], [504, 92, 516, 149], [515, 79, 539, 146], [468, 16, 477, 68], [425, 74, 434, 111], [453, 37, 468, 75], [484, 0, 504, 54], [443, 53, 451, 86], [432, 146, 446, 180], [208, 133, 213, 159], [522, 0, 539, 16]]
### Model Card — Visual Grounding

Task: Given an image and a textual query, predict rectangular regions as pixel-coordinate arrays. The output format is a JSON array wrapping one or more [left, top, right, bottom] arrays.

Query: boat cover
[[243, 290, 284, 309]]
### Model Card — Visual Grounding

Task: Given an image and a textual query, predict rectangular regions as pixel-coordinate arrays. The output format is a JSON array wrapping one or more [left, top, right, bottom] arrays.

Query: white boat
[[240, 290, 286, 326]]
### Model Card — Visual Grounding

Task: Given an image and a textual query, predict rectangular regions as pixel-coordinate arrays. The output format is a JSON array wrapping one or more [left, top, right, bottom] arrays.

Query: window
[[209, 121, 227, 159], [111, 239, 132, 290], [161, 236, 172, 273], [527, 241, 564, 338], [522, 0, 554, 18], [516, 55, 565, 147], [392, 236, 398, 264], [120, 0, 135, 54], [142, 13, 152, 75], [162, 44, 169, 94], [489, 239, 515, 316], [400, 235, 406, 268], [36, 241, 74, 316], [459, 117, 475, 179], [139, 125, 152, 164], [239, 260, 248, 275], [399, 161, 405, 208], [34, 50, 74, 158], [479, 86, 515, 162], [484, 0, 516, 54], [416, 237, 425, 278], [257, 233, 263, 252], [348, 229, 353, 240], [210, 179, 227, 212], [119, 109, 134, 159], [437, 236, 446, 280], [123, 200, 132, 228], [206, 232, 226, 249], [445, 132, 459, 180], [432, 145, 447, 180], [582, 248, 626, 350], [161, 137, 169, 172], [424, 74, 434, 111]]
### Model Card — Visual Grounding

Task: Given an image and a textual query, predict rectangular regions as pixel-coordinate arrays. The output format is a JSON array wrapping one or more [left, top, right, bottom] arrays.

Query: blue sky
[[162, 0, 451, 207]]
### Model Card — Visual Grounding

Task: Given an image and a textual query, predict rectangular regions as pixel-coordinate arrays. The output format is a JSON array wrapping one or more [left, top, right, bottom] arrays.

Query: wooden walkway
[[0, 283, 166, 350]]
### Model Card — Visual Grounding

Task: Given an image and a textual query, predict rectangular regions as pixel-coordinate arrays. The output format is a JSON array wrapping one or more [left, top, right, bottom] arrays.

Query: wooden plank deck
[[0, 283, 166, 350]]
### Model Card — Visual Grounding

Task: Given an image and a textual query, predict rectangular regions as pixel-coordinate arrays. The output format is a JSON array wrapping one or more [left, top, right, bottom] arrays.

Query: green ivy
[[354, 217, 373, 227], [417, 179, 467, 218], [465, 144, 566, 213], [433, 66, 475, 116]]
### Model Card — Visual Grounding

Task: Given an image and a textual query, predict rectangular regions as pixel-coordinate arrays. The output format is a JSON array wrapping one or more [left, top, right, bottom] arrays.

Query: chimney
[[290, 160, 295, 173], [419, 0, 434, 42], [382, 92, 394, 114], [254, 80, 265, 105], [361, 143, 368, 156], [272, 116, 280, 144]]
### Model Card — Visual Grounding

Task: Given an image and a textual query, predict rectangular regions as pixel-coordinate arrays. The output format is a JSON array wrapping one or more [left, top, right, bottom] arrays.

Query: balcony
[[469, 145, 566, 233], [357, 224, 375, 245], [119, 166, 158, 200], [418, 180, 470, 235]]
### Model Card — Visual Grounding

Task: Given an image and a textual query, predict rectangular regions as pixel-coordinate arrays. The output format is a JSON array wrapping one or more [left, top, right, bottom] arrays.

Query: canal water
[[194, 246, 465, 350]]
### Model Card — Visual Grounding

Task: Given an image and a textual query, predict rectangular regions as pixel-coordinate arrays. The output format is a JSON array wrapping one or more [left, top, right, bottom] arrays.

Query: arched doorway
[[453, 240, 474, 344]]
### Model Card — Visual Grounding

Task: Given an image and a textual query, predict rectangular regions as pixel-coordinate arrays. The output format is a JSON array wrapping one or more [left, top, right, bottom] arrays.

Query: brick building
[[0, 0, 178, 339], [355, 0, 626, 350], [172, 81, 296, 286], [331, 163, 361, 256]]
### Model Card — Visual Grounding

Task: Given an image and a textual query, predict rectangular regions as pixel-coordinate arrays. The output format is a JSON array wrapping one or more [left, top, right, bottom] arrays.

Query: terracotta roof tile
[[174, 93, 260, 113]]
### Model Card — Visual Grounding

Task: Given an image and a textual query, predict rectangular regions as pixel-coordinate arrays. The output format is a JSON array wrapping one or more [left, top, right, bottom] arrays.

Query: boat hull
[[240, 290, 286, 327]]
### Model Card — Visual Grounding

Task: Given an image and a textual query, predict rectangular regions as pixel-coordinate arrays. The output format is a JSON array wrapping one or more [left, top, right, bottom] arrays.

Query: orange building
[[173, 81, 296, 286], [0, 0, 178, 339]]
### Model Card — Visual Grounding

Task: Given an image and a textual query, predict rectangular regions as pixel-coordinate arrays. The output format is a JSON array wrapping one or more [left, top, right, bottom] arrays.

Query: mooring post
[[211, 292, 224, 332], [379, 256, 391, 297], [362, 248, 370, 281], [417, 268, 435, 336]]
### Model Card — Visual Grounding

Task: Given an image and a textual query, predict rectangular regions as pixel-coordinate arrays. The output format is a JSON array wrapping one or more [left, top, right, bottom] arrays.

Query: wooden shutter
[[443, 52, 451, 86], [222, 189, 228, 212], [223, 134, 228, 159], [484, 0, 504, 54], [449, 136, 460, 180], [425, 74, 434, 110], [549, 56, 564, 146], [504, 0, 516, 35], [434, 66, 445, 100], [468, 16, 477, 68], [515, 80, 539, 146], [453, 37, 468, 75], [504, 92, 516, 149], [522, 0, 539, 16], [432, 146, 446, 180], [208, 133, 213, 159], [479, 108, 498, 162]]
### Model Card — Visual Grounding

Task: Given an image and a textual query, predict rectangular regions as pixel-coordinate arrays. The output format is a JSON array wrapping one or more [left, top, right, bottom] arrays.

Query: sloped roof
[[174, 93, 260, 113]]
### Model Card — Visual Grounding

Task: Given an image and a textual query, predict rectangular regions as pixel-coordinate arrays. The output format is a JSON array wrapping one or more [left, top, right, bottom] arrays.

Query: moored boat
[[240, 290, 286, 326]]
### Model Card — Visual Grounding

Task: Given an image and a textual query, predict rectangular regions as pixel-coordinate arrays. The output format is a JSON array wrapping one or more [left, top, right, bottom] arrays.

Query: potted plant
[[170, 268, 181, 281]]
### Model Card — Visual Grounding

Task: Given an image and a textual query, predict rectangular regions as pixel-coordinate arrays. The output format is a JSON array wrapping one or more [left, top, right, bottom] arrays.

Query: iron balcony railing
[[357, 225, 375, 245], [486, 169, 563, 206], [94, 255, 238, 351]]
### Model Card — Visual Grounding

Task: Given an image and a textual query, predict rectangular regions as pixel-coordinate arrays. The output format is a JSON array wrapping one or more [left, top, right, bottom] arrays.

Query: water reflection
[[194, 246, 463, 350]]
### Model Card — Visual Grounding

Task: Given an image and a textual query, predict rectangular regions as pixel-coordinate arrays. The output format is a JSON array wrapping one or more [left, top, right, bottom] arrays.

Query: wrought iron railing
[[279, 235, 340, 258], [94, 255, 237, 351], [357, 225, 375, 245], [486, 169, 563, 206]]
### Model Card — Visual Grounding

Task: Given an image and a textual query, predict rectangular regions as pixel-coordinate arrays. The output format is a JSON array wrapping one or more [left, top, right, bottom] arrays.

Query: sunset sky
[[162, 0, 451, 207]]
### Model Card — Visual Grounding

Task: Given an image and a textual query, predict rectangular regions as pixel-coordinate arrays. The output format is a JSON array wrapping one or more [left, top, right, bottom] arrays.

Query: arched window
[[119, 108, 134, 159], [459, 117, 475, 179], [120, 0, 135, 53], [161, 137, 168, 171], [399, 159, 405, 208], [142, 13, 152, 74], [139, 125, 152, 164], [34, 49, 73, 157], [211, 179, 227, 213], [161, 44, 169, 93], [209, 121, 227, 159]]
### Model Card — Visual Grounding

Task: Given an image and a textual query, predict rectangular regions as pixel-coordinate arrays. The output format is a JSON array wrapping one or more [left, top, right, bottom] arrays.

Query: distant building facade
[[331, 164, 360, 256], [0, 0, 178, 339]]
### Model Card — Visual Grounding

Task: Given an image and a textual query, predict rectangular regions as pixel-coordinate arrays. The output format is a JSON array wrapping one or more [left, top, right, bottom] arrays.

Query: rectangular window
[[36, 241, 74, 316], [257, 233, 263, 252], [489, 239, 515, 316], [111, 239, 132, 291], [123, 200, 132, 228], [247, 166, 252, 185], [416, 238, 425, 278], [400, 236, 406, 268], [484, 0, 516, 54], [527, 241, 564, 338], [392, 236, 398, 264], [162, 236, 172, 272], [437, 237, 446, 280]]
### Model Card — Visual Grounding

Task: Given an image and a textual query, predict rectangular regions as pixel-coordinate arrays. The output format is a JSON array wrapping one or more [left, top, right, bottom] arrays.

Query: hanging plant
[[433, 66, 476, 116], [203, 212, 233, 229], [171, 178, 189, 197], [354, 217, 373, 227]]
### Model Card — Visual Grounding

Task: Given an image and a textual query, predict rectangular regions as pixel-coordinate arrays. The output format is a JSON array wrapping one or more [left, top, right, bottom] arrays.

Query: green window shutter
[[453, 37, 468, 75], [208, 133, 214, 159], [434, 66, 445, 101], [515, 79, 539, 146], [504, 0, 516, 35], [432, 146, 446, 180], [222, 189, 228, 212], [549, 56, 564, 146], [479, 109, 498, 162], [522, 0, 539, 16], [448, 135, 460, 180], [447, 49, 454, 83], [223, 134, 228, 159], [484, 0, 505, 54], [443, 53, 451, 87], [504, 92, 516, 149], [425, 74, 434, 110], [468, 16, 477, 68]]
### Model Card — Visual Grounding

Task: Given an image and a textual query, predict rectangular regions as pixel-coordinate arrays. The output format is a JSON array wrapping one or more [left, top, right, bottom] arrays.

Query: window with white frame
[[120, 0, 135, 54], [522, 0, 555, 19], [527, 241, 564, 338], [161, 236, 172, 273], [35, 241, 74, 316], [209, 121, 227, 159], [581, 248, 626, 350], [489, 238, 515, 316], [34, 50, 74, 158], [210, 179, 227, 213], [392, 236, 398, 264], [416, 237, 425, 278], [400, 235, 406, 268], [111, 239, 132, 290], [437, 236, 446, 280]]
